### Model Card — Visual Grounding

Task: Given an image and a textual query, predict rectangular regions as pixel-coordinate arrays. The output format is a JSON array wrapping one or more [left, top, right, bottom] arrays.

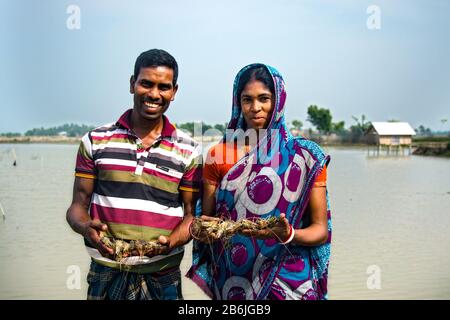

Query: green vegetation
[[299, 105, 449, 145], [291, 120, 303, 131], [303, 105, 369, 143], [306, 105, 333, 134], [413, 136, 450, 143], [306, 105, 348, 135], [24, 123, 95, 137], [0, 132, 22, 137], [176, 122, 227, 136], [416, 125, 432, 136]]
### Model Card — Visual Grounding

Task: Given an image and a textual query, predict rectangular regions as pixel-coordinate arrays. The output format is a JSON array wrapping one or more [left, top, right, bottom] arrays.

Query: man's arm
[[156, 189, 200, 253], [66, 177, 113, 256]]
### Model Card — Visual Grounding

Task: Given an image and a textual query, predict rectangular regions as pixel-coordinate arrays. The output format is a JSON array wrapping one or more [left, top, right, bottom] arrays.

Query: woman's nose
[[251, 102, 262, 112]]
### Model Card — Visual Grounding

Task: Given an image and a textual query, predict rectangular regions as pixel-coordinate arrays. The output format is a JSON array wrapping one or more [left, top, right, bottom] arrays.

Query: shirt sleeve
[[313, 165, 327, 188], [179, 144, 203, 193], [75, 132, 96, 179]]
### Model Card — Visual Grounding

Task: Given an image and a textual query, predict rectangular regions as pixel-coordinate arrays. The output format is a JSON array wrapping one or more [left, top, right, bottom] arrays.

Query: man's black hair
[[134, 49, 178, 85]]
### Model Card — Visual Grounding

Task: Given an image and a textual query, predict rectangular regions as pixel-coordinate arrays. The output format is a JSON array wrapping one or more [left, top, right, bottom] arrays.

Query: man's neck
[[130, 110, 164, 141]]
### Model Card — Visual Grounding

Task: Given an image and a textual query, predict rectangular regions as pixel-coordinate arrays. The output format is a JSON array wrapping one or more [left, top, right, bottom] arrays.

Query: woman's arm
[[202, 181, 218, 216], [190, 181, 221, 243], [291, 186, 328, 246], [240, 187, 329, 246]]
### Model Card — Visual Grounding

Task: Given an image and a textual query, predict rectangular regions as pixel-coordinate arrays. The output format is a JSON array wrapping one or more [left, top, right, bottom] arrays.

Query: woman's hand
[[240, 213, 292, 243]]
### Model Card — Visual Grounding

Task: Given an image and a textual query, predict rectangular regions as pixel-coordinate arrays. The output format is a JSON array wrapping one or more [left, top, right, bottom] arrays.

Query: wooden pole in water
[[12, 148, 17, 166], [0, 202, 5, 220]]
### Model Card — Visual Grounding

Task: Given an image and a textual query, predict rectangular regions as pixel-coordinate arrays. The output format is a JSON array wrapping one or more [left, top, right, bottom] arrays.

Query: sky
[[1, 0, 449, 133]]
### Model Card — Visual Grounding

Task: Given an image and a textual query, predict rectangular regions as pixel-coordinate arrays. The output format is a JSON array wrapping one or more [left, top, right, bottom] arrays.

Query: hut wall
[[400, 137, 412, 145], [378, 135, 412, 146]]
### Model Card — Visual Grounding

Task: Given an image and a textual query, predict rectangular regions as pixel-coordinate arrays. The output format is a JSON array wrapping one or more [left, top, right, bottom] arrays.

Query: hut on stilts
[[365, 122, 416, 156]]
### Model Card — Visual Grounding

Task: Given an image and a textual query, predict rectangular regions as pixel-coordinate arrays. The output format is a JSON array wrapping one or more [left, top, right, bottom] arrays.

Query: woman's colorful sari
[[186, 64, 332, 300]]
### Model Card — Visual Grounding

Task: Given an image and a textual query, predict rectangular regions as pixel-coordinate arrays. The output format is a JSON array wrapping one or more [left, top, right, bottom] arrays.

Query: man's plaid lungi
[[86, 260, 183, 300]]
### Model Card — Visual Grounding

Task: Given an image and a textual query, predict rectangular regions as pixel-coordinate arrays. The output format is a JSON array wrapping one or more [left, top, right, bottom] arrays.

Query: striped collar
[[116, 109, 176, 138]]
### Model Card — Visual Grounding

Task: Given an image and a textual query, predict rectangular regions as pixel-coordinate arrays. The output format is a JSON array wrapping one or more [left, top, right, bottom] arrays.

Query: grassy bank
[[412, 136, 450, 143]]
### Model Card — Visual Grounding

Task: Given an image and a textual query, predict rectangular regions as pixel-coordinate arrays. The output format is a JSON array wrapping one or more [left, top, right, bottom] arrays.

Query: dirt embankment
[[413, 142, 450, 157]]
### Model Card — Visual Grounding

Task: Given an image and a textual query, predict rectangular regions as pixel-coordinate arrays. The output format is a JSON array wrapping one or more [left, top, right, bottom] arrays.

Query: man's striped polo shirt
[[75, 109, 202, 273]]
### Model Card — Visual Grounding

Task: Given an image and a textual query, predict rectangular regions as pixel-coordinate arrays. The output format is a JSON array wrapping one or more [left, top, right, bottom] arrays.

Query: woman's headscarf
[[187, 63, 331, 300]]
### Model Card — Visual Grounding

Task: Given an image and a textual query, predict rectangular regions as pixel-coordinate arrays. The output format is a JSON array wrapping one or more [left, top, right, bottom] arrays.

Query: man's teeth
[[144, 102, 160, 108]]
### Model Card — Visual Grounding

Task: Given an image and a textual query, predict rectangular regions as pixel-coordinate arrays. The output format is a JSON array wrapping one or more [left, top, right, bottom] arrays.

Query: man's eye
[[159, 85, 171, 91]]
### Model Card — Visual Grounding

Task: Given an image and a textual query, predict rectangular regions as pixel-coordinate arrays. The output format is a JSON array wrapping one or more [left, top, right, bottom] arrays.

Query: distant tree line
[[1, 112, 446, 142], [415, 125, 432, 137], [23, 123, 95, 137], [0, 132, 22, 137], [289, 105, 371, 143], [288, 105, 448, 143], [176, 122, 228, 136]]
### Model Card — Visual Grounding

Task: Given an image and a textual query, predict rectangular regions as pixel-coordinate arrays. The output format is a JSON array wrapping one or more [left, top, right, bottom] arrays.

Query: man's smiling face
[[130, 66, 178, 121]]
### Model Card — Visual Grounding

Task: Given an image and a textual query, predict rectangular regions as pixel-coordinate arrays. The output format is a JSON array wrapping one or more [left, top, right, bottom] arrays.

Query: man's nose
[[146, 87, 161, 100]]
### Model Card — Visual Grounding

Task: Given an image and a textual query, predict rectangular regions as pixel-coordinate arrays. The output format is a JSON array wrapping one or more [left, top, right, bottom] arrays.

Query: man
[[66, 49, 202, 300]]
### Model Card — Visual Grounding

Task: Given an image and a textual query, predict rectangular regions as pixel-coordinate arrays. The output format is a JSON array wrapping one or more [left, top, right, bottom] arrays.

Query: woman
[[187, 64, 331, 300]]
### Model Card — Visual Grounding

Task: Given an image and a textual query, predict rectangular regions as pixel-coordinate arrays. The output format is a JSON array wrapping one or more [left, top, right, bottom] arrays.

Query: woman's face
[[240, 80, 275, 130]]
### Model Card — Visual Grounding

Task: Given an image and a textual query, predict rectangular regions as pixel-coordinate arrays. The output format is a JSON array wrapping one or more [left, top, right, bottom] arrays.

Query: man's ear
[[171, 84, 179, 101], [130, 75, 135, 94]]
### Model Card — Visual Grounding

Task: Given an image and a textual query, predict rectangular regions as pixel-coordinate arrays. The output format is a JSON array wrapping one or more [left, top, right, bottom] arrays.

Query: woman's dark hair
[[134, 49, 178, 85], [236, 65, 275, 104]]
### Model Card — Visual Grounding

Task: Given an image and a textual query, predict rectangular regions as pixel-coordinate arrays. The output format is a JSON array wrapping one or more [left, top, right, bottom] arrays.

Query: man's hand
[[240, 213, 292, 243], [145, 235, 170, 256], [144, 187, 201, 257], [67, 177, 115, 257], [82, 219, 114, 257]]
